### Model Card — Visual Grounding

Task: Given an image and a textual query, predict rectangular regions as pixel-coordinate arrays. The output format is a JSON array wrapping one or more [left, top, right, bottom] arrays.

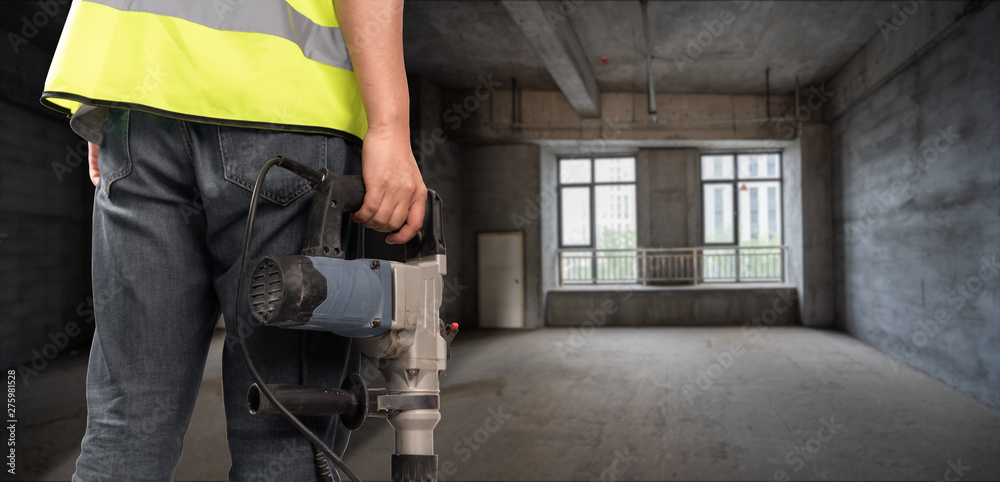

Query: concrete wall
[[547, 287, 798, 327], [446, 89, 799, 142], [1, 22, 95, 370], [826, 1, 973, 120], [831, 3, 1000, 408], [460, 144, 544, 329], [441, 78, 830, 329]]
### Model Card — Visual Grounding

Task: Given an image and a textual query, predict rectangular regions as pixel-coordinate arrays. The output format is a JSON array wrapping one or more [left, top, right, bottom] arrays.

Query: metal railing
[[558, 246, 786, 285]]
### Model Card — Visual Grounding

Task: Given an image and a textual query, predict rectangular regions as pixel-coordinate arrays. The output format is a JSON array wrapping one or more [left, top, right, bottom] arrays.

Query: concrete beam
[[501, 0, 602, 117]]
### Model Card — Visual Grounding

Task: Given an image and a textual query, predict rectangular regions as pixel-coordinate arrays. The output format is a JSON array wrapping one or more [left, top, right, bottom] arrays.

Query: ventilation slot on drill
[[250, 260, 283, 324]]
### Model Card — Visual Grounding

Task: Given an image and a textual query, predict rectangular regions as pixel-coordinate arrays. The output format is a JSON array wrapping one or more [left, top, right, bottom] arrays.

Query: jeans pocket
[[217, 126, 329, 206], [99, 109, 133, 198]]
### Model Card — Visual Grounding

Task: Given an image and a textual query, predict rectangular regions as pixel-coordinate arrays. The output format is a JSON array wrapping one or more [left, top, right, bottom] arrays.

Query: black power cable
[[235, 156, 361, 482]]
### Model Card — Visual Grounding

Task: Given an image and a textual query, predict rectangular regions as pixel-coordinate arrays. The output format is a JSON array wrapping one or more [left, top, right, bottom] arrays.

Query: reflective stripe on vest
[[41, 0, 367, 142]]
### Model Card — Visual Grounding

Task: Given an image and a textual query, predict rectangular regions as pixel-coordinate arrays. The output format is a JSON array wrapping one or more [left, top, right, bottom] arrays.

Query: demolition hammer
[[232, 155, 457, 482]]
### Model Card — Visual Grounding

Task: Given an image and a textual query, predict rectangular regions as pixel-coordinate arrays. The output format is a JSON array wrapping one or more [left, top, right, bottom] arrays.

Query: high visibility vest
[[41, 0, 367, 143]]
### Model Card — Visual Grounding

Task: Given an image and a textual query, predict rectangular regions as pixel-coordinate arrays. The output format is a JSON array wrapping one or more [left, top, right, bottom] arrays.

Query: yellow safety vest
[[41, 0, 367, 143]]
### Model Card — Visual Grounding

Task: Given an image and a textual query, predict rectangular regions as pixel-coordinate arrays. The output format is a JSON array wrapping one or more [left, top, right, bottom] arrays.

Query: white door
[[477, 232, 525, 328]]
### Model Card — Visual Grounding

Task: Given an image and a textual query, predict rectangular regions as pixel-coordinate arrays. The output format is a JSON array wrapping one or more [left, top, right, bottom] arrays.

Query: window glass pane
[[560, 159, 591, 184], [738, 181, 781, 246], [560, 187, 591, 245], [594, 157, 636, 183], [594, 185, 636, 249], [703, 184, 734, 243], [737, 154, 780, 179], [701, 155, 734, 180], [767, 186, 777, 237]]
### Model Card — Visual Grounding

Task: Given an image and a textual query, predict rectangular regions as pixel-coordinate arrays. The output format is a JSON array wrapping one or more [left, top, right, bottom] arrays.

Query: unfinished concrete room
[[1, 0, 998, 481]]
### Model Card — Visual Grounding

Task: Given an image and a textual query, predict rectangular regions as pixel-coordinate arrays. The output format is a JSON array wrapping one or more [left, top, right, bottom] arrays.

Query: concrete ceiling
[[403, 1, 894, 95]]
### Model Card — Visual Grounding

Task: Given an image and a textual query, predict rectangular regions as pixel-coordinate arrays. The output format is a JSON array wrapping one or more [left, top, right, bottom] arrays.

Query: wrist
[[366, 120, 409, 138]]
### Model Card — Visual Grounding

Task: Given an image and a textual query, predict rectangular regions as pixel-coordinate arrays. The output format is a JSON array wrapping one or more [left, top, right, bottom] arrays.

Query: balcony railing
[[558, 246, 786, 285]]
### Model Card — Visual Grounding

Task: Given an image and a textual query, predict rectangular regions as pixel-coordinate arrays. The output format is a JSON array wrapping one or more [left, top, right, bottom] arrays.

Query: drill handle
[[403, 190, 447, 261], [300, 171, 366, 259], [298, 167, 447, 261]]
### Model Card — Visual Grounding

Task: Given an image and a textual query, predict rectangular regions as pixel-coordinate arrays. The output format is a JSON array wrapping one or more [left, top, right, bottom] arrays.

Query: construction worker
[[40, 1, 424, 480]]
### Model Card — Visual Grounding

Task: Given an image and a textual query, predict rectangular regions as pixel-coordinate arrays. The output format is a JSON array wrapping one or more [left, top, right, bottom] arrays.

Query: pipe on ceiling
[[640, 0, 657, 123]]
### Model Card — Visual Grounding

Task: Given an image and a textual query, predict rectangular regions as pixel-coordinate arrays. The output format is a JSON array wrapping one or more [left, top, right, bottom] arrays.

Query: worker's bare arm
[[335, 0, 426, 244]]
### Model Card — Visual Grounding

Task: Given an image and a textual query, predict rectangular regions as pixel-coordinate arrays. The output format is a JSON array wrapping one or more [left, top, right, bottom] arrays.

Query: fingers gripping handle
[[280, 155, 445, 260]]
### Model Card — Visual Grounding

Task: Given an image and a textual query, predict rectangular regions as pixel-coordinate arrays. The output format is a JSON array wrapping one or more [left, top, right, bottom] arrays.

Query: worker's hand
[[88, 142, 100, 186], [353, 125, 426, 244]]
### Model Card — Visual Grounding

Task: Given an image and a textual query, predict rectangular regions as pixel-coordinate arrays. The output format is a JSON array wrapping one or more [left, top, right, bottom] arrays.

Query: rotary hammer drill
[[232, 155, 457, 482]]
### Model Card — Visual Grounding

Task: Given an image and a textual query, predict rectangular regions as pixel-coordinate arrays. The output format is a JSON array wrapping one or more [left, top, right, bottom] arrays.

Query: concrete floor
[[14, 327, 1000, 481]]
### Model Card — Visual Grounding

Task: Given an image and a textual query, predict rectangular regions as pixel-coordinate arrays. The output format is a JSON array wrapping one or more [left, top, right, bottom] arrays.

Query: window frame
[[699, 152, 784, 247], [557, 154, 638, 249]]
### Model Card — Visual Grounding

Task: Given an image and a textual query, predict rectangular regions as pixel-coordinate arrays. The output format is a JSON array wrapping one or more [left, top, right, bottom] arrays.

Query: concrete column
[[782, 125, 835, 327], [799, 124, 835, 326], [636, 148, 698, 249]]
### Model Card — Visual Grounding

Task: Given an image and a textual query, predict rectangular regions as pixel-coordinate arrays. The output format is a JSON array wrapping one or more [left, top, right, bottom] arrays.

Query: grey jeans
[[73, 109, 361, 481]]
